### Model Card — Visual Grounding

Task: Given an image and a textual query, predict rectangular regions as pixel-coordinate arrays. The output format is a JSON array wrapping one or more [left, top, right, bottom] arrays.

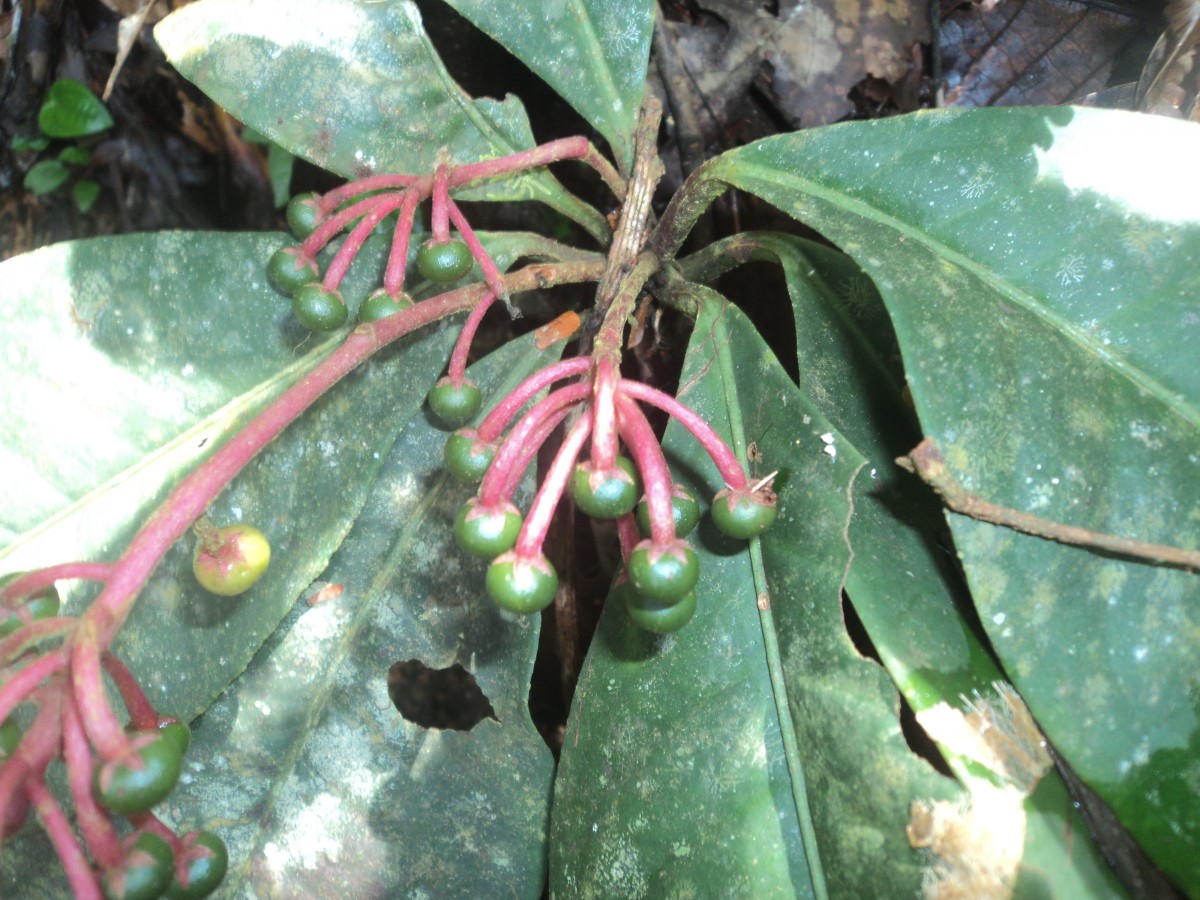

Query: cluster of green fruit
[[267, 192, 476, 330], [434, 388, 778, 634]]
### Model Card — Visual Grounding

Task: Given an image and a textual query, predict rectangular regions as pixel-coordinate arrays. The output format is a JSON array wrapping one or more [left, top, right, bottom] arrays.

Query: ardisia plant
[[1, 0, 1199, 897]]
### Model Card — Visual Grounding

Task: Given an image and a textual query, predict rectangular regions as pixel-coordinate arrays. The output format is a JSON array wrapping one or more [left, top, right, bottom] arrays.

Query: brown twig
[[897, 438, 1200, 573]]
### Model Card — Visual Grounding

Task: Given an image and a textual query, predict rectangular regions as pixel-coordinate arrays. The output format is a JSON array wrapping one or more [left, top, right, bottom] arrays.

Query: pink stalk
[[382, 189, 422, 296], [1, 563, 112, 605], [615, 395, 676, 545], [616, 514, 640, 564], [129, 811, 184, 853], [515, 412, 593, 558], [447, 291, 498, 383], [101, 653, 158, 732], [589, 358, 619, 470], [62, 694, 122, 870], [498, 404, 576, 502], [27, 779, 102, 900], [618, 381, 747, 489], [0, 649, 66, 726], [300, 194, 389, 259], [478, 382, 591, 507], [477, 357, 592, 441], [318, 173, 421, 211], [450, 137, 624, 199], [446, 199, 508, 301], [322, 192, 412, 290], [67, 286, 485, 753], [71, 623, 127, 760], [0, 617, 76, 664], [431, 161, 450, 242]]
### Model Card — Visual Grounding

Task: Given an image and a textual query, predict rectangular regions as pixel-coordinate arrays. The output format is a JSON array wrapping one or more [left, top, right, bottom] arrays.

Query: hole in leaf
[[386, 659, 497, 731], [899, 693, 953, 778], [840, 590, 880, 663]]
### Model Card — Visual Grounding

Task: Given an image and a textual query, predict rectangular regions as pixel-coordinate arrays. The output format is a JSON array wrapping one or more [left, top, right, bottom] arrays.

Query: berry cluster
[[440, 353, 777, 632], [0, 132, 772, 894], [0, 571, 227, 898]]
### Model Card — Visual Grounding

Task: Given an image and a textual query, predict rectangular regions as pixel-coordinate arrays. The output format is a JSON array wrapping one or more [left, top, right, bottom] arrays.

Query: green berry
[[291, 283, 347, 331], [443, 429, 495, 482], [165, 831, 228, 899], [620, 580, 697, 634], [417, 238, 473, 283], [711, 486, 778, 540], [358, 288, 414, 323], [486, 552, 558, 613], [627, 539, 699, 603], [569, 457, 639, 519], [267, 247, 319, 296], [0, 573, 61, 638], [0, 718, 20, 759], [158, 717, 191, 758], [455, 498, 522, 559], [635, 486, 700, 538], [193, 524, 271, 597], [285, 192, 322, 238], [428, 377, 482, 427], [103, 831, 175, 900], [94, 732, 184, 815]]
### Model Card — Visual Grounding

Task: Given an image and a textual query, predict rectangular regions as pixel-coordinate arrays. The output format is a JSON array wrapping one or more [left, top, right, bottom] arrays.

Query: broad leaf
[[37, 78, 113, 138], [710, 106, 1200, 894], [728, 233, 1126, 895], [155, 0, 608, 239], [1, 332, 561, 898], [0, 232, 459, 721], [443, 0, 653, 172], [551, 294, 957, 896]]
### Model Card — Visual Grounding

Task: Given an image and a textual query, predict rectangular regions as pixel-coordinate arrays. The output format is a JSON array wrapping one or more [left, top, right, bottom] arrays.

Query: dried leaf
[[1137, 0, 1200, 118]]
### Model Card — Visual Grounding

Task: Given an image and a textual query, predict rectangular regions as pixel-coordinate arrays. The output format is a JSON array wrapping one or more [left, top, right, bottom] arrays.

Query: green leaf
[[265, 142, 295, 208], [551, 293, 957, 896], [443, 0, 652, 172], [22, 159, 69, 195], [58, 145, 90, 167], [155, 0, 607, 239], [749, 233, 1126, 896], [710, 106, 1200, 894], [38, 78, 114, 138], [11, 133, 50, 153], [0, 232, 459, 721], [72, 179, 100, 213]]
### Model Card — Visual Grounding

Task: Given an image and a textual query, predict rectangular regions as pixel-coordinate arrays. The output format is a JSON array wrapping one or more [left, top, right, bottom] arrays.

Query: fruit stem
[[318, 173, 421, 210], [382, 189, 422, 297], [101, 652, 159, 732], [322, 191, 410, 291], [0, 563, 112, 605], [616, 513, 640, 563], [0, 617, 76, 665], [618, 381, 747, 489], [447, 291, 498, 383], [27, 778, 102, 900], [589, 357, 620, 470], [515, 411, 593, 558], [615, 395, 677, 545], [446, 198, 510, 304], [0, 648, 66, 727], [449, 136, 625, 201], [477, 357, 592, 442], [71, 620, 129, 761], [62, 694, 122, 870], [478, 381, 590, 507], [498, 404, 576, 502], [300, 193, 386, 260], [431, 154, 451, 243]]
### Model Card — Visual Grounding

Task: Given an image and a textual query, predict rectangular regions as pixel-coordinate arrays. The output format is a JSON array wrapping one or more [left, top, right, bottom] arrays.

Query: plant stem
[[323, 192, 411, 291], [615, 395, 676, 545], [1, 563, 113, 604], [898, 438, 1200, 572], [383, 189, 422, 296], [0, 650, 66, 726], [448, 291, 498, 382], [28, 778, 102, 900], [647, 157, 731, 264], [618, 381, 746, 489], [62, 694, 122, 870], [101, 652, 158, 730], [477, 357, 592, 441], [516, 413, 593, 558]]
